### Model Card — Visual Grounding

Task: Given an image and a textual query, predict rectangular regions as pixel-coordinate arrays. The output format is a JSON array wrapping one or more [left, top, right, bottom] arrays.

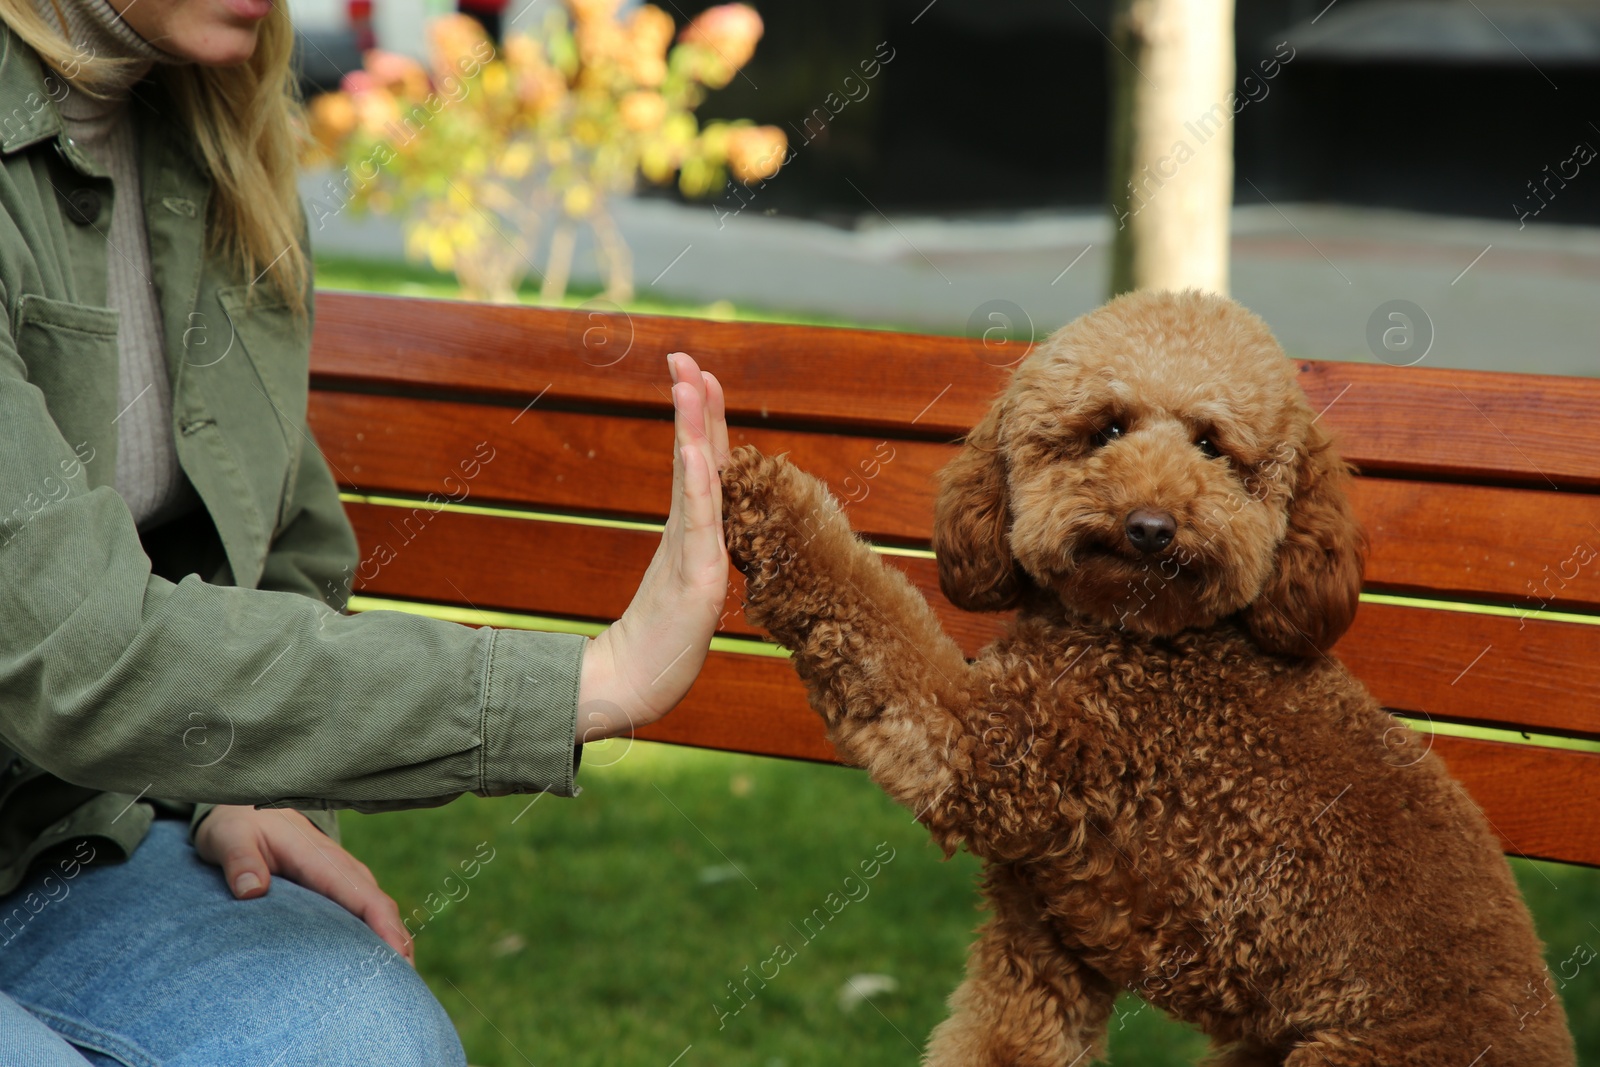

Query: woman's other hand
[[194, 805, 413, 962], [576, 352, 730, 743]]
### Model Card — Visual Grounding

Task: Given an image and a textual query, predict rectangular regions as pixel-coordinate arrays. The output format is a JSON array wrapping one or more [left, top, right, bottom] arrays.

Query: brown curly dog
[[721, 289, 1574, 1066]]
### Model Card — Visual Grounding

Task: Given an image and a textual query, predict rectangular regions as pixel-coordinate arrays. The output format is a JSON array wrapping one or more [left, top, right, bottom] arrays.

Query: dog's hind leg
[[924, 866, 1116, 1067], [723, 446, 980, 830]]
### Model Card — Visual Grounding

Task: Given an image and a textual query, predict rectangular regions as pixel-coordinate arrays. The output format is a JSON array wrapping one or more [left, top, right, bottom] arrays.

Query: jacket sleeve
[[0, 304, 589, 814], [187, 390, 365, 840]]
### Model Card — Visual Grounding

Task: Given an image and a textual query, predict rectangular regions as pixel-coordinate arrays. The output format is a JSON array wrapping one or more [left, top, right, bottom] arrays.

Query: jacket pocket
[[13, 295, 120, 489]]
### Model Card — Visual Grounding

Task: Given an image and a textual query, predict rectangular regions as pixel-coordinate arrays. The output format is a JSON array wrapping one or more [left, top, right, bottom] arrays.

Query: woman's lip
[[220, 0, 273, 20]]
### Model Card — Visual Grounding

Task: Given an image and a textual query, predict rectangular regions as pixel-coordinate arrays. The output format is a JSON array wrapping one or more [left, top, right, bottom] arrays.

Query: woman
[[0, 0, 730, 1062]]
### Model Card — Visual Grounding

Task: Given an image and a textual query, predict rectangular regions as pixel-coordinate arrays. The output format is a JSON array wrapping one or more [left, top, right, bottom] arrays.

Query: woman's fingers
[[650, 356, 696, 573], [195, 807, 414, 963], [261, 814, 414, 964], [679, 443, 723, 575], [703, 370, 730, 473], [701, 371, 730, 551], [665, 380, 700, 545], [671, 376, 728, 584], [204, 820, 274, 900], [669, 353, 719, 481], [671, 378, 707, 455], [283, 855, 411, 964], [668, 355, 728, 555]]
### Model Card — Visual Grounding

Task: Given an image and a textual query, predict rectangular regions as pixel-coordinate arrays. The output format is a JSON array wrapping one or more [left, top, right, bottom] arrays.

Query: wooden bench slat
[[341, 500, 1001, 648], [1339, 603, 1600, 741], [633, 650, 838, 762], [1353, 478, 1600, 612], [343, 503, 1600, 740], [633, 650, 1600, 868], [309, 391, 943, 542], [1296, 361, 1600, 491], [310, 292, 995, 437], [311, 292, 1600, 488], [316, 395, 1600, 612], [1421, 735, 1600, 868]]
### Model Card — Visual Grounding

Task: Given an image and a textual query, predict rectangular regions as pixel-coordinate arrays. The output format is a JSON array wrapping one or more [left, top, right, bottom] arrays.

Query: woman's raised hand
[[575, 352, 730, 742]]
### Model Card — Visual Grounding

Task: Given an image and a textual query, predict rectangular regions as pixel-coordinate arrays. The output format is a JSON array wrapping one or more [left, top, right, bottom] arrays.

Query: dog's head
[[933, 289, 1366, 658]]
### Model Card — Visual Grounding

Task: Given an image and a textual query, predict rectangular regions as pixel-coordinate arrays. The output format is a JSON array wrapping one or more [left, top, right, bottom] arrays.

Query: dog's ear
[[933, 403, 1027, 612], [1242, 423, 1368, 657]]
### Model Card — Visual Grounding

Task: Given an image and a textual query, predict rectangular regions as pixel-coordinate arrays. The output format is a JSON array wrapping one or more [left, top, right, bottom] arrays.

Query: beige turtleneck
[[37, 0, 199, 532]]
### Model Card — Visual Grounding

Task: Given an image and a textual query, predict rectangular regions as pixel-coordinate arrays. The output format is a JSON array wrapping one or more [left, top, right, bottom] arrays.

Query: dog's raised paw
[[721, 444, 786, 575], [721, 444, 853, 596]]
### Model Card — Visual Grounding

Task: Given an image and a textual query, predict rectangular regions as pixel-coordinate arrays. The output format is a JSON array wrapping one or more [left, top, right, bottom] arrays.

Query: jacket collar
[[0, 23, 114, 178], [0, 22, 201, 179]]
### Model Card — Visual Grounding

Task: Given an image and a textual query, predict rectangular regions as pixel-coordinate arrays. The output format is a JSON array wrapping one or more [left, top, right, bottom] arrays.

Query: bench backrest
[[308, 291, 1600, 868]]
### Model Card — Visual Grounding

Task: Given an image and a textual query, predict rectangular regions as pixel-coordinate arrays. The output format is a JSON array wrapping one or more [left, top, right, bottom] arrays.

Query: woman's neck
[[34, 0, 184, 105]]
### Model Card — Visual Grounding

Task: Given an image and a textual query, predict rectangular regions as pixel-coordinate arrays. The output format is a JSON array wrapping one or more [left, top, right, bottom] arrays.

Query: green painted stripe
[[339, 492, 938, 558], [1359, 591, 1600, 627], [347, 595, 791, 658], [872, 544, 937, 559], [340, 493, 662, 532], [1394, 716, 1600, 755]]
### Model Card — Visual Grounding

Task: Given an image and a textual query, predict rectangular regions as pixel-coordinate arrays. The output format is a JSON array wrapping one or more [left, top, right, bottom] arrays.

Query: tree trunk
[[1107, 0, 1235, 296], [541, 222, 577, 305], [591, 206, 635, 305]]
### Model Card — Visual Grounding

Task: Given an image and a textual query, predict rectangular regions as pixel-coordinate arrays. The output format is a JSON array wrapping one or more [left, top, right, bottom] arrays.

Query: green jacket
[[0, 26, 587, 895]]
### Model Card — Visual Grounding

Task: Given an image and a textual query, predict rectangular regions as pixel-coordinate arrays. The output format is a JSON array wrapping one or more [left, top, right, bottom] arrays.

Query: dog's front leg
[[722, 445, 981, 834], [925, 864, 1117, 1067]]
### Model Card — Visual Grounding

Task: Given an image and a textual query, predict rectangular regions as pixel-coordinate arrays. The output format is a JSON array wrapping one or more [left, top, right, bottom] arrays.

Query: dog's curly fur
[[721, 290, 1575, 1066]]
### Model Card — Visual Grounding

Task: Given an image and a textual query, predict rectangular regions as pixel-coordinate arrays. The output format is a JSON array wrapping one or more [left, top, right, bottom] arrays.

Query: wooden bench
[[305, 291, 1600, 869]]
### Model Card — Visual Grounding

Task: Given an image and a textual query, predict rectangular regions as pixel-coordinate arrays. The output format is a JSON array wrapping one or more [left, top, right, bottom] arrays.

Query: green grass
[[340, 743, 988, 1067], [340, 742, 1599, 1066], [1512, 858, 1600, 1052], [312, 254, 928, 334]]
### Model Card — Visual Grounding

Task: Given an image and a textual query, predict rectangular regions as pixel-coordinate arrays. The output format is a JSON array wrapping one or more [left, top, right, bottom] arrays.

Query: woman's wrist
[[575, 630, 641, 744], [576, 634, 607, 743]]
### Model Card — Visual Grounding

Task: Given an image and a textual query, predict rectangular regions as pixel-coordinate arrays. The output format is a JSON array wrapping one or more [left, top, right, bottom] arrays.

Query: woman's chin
[[171, 25, 262, 66]]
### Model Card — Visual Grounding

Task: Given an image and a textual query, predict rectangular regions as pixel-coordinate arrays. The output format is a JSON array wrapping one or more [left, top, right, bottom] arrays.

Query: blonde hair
[[0, 1, 309, 314]]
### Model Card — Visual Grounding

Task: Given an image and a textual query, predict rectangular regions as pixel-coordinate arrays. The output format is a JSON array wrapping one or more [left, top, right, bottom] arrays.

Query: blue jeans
[[0, 818, 466, 1066]]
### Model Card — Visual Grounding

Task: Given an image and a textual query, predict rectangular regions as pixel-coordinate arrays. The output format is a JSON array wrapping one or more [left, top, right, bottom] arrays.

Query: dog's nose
[[1125, 509, 1177, 554]]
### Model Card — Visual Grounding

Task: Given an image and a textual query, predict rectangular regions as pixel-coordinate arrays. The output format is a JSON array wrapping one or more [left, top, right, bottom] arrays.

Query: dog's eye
[[1197, 436, 1223, 460], [1091, 421, 1125, 449]]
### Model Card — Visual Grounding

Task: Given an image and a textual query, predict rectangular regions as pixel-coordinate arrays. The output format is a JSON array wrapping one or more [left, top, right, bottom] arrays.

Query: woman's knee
[[210, 882, 465, 1067], [0, 822, 465, 1066], [278, 952, 464, 1066]]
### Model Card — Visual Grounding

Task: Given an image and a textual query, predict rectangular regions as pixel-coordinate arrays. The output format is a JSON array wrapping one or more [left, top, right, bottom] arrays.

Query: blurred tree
[[305, 4, 787, 304], [1107, 0, 1234, 296]]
